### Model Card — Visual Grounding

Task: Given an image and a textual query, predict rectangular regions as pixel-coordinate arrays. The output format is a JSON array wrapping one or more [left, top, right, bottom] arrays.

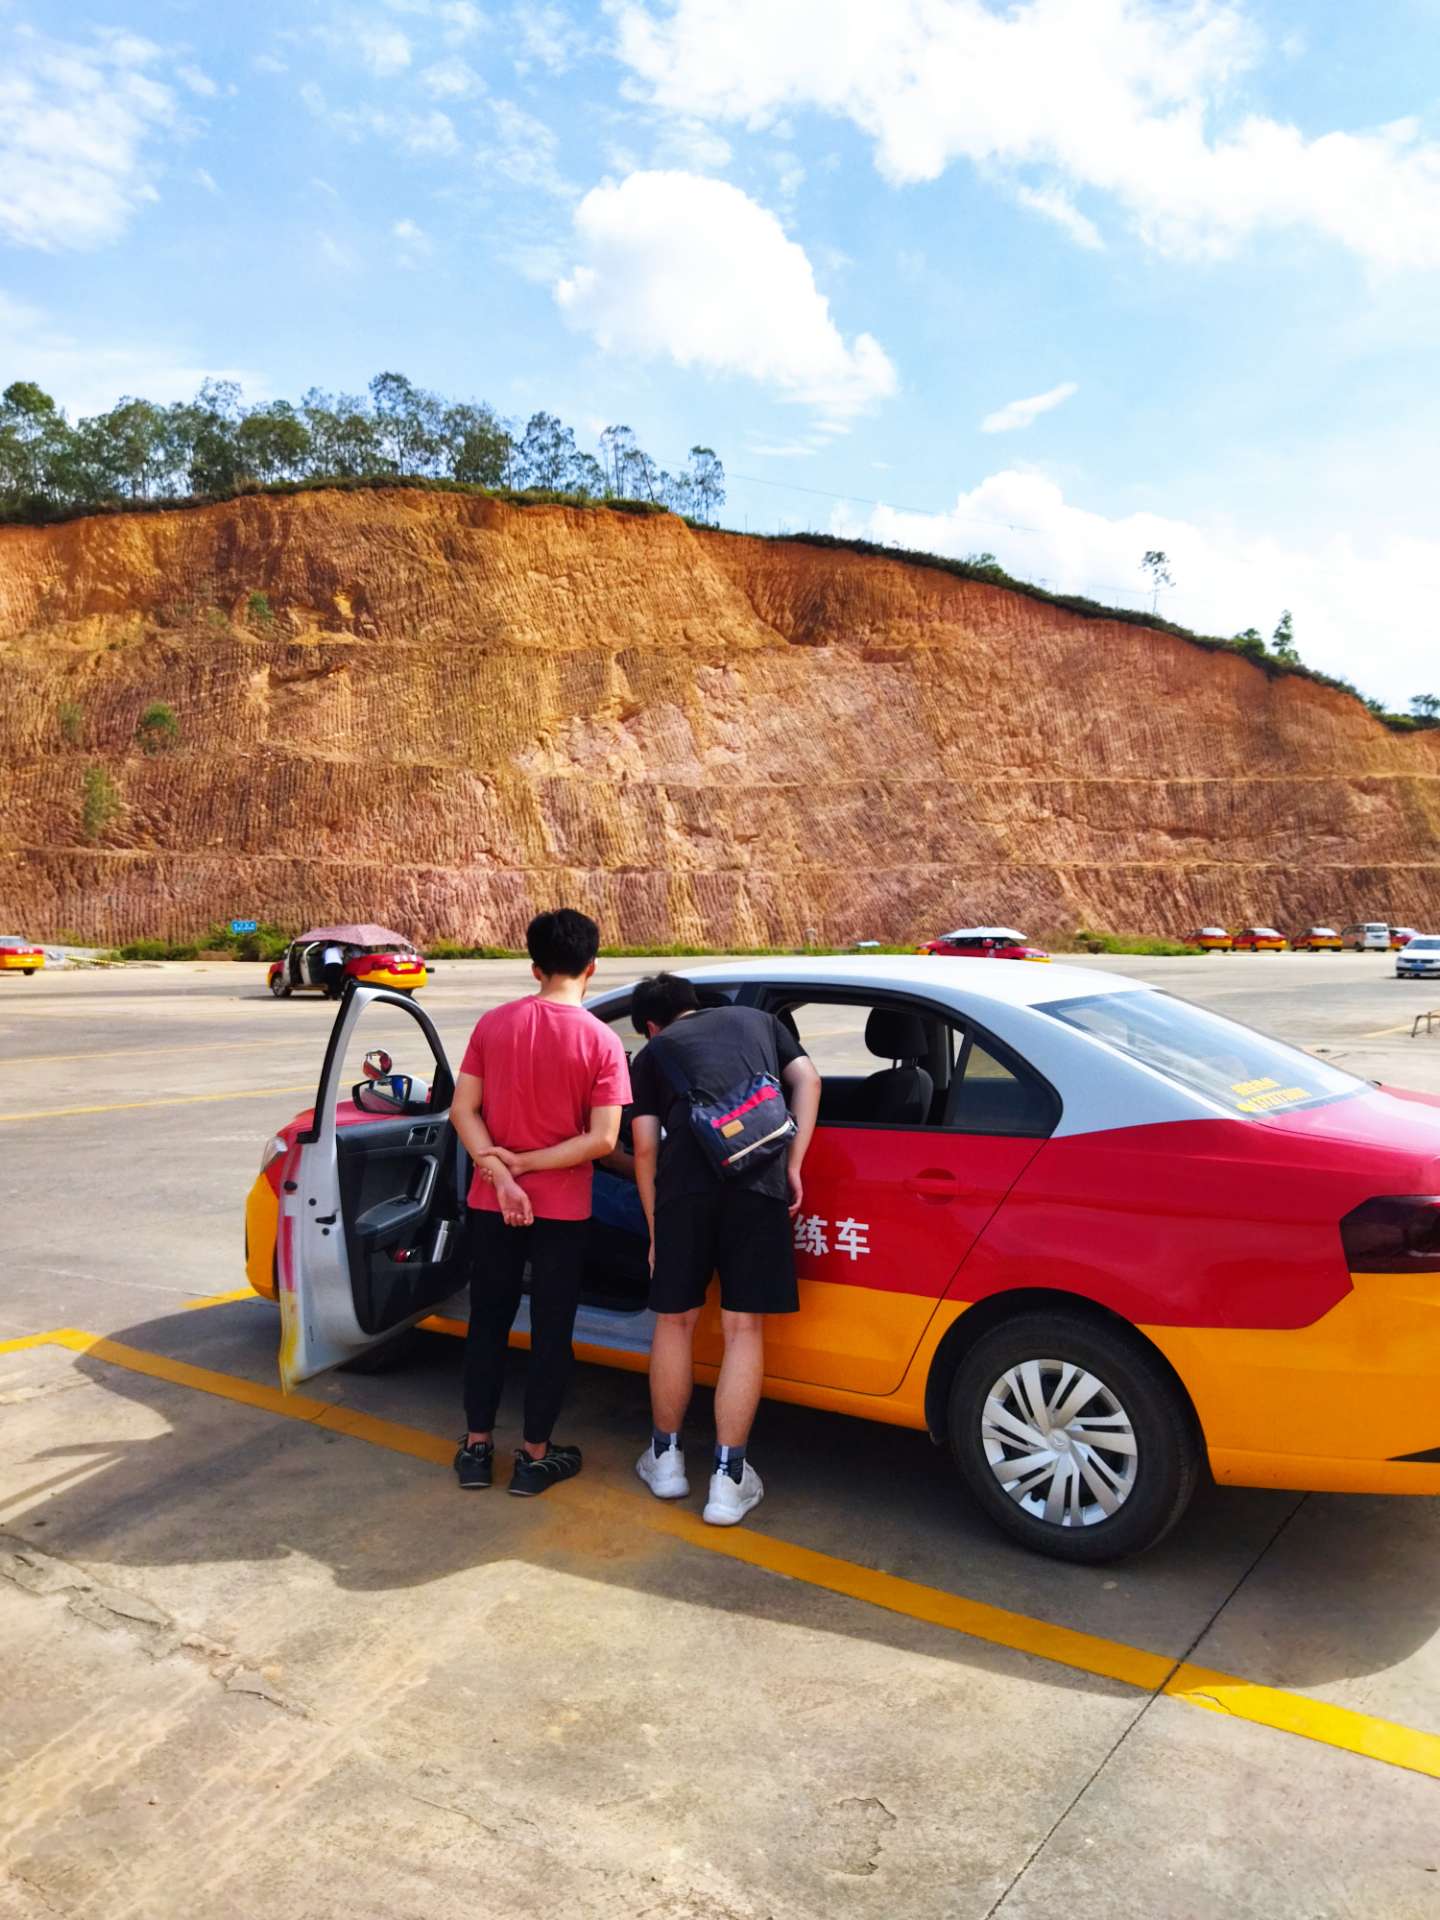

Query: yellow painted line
[[1362, 1020, 1433, 1038], [181, 1289, 262, 1311], [13, 1038, 311, 1068], [7, 1324, 1440, 1782], [1166, 1663, 1440, 1778], [0, 1085, 313, 1124]]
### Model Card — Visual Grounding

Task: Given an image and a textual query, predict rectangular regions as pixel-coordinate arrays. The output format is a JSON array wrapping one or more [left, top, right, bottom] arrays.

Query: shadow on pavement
[[7, 1297, 1437, 1698]]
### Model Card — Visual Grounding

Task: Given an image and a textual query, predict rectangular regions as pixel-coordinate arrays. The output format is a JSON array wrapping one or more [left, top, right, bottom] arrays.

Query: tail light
[[259, 1130, 289, 1174], [1340, 1196, 1440, 1272]]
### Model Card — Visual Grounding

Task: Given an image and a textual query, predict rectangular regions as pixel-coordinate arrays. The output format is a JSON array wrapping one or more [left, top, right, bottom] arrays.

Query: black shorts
[[650, 1188, 799, 1316]]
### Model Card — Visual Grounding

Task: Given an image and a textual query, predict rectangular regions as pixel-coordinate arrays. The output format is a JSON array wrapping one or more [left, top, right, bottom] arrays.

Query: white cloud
[[300, 82, 459, 155], [253, 52, 289, 75], [0, 26, 183, 250], [195, 167, 219, 193], [0, 290, 267, 418], [981, 380, 1078, 433], [555, 170, 896, 422], [357, 24, 412, 74], [615, 0, 1440, 268], [420, 56, 481, 96], [392, 216, 433, 264], [1015, 184, 1103, 250], [512, 3, 591, 73], [831, 467, 1440, 709], [177, 63, 218, 97], [481, 99, 575, 196]]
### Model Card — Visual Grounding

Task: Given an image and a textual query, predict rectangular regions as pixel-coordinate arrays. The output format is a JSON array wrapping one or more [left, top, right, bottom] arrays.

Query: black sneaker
[[454, 1437, 494, 1490], [508, 1443, 582, 1497]]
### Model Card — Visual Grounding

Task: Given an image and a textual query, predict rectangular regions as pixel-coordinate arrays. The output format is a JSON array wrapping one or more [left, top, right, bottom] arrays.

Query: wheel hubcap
[[981, 1358, 1139, 1528]]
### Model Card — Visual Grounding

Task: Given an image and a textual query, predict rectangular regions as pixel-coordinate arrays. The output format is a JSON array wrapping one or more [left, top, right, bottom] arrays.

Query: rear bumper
[[1146, 1272, 1440, 1494], [351, 966, 427, 991], [0, 952, 43, 969]]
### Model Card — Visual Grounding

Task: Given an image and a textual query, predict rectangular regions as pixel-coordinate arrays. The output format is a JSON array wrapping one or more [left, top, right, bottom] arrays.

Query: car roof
[[940, 926, 1028, 941], [667, 953, 1135, 1010]]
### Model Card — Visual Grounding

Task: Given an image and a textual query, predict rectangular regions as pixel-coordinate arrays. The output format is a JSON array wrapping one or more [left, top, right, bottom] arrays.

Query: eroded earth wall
[[1, 488, 1437, 945]]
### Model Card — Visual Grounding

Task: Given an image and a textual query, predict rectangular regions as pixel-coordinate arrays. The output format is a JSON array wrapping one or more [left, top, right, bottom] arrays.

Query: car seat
[[861, 1008, 934, 1124]]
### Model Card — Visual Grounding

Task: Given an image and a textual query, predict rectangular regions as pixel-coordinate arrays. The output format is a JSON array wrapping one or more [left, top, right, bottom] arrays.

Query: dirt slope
[[2, 488, 1437, 945]]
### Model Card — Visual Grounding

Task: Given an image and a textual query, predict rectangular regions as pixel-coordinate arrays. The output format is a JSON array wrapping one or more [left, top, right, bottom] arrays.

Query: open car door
[[278, 984, 467, 1390]]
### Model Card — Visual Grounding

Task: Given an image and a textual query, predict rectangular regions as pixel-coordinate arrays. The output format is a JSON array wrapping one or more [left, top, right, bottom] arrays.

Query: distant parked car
[[1396, 935, 1440, 980], [1233, 926, 1287, 953], [1390, 927, 1419, 950], [0, 935, 45, 977], [918, 927, 1050, 962], [1292, 926, 1342, 952], [1342, 923, 1391, 951], [267, 923, 428, 1000], [1184, 927, 1233, 952]]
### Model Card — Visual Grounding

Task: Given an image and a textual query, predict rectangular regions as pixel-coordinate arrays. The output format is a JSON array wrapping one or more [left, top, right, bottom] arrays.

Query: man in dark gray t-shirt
[[630, 974, 821, 1528]]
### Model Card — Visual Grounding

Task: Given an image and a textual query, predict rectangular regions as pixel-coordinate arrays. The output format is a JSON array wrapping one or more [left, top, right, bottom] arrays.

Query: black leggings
[[462, 1209, 588, 1444]]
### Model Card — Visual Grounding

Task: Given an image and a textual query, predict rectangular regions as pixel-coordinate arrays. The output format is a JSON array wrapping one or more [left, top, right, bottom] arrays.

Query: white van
[[1342, 922, 1391, 951]]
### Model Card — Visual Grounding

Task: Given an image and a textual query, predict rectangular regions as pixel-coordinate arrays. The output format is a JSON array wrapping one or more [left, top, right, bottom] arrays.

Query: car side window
[[945, 1030, 1058, 1137]]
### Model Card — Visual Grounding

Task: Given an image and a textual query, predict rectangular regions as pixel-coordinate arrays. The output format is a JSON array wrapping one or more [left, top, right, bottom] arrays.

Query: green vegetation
[[80, 766, 119, 841], [1066, 929, 1203, 956], [135, 700, 180, 752], [115, 920, 291, 962], [57, 699, 82, 745], [0, 374, 724, 525], [246, 590, 273, 625]]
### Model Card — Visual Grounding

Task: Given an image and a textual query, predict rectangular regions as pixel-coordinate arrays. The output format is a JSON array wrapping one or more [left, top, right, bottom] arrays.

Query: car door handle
[[905, 1171, 962, 1200]]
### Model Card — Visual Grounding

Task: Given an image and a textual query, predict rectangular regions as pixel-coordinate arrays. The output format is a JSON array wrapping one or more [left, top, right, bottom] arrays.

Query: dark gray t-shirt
[[629, 1004, 805, 1204]]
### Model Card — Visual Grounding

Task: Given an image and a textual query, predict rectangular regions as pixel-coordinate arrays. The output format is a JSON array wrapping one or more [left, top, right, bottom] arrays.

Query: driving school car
[[1232, 926, 1287, 952], [1292, 926, 1342, 952], [1183, 926, 1233, 952], [918, 926, 1050, 961], [0, 935, 45, 976], [267, 922, 428, 999], [245, 957, 1440, 1562]]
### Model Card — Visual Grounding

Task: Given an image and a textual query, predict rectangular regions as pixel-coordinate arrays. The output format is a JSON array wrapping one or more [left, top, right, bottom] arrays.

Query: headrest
[[866, 1007, 929, 1061]]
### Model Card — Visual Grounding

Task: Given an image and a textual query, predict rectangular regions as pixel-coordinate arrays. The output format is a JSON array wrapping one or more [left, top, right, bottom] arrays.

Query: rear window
[[1038, 990, 1364, 1118]]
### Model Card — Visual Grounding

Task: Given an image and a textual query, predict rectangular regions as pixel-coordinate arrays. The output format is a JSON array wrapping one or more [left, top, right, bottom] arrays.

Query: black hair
[[526, 908, 600, 978], [631, 971, 700, 1035]]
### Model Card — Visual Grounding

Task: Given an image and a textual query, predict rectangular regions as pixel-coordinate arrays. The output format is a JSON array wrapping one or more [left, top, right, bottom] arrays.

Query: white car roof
[[940, 926, 1028, 941], [672, 953, 1122, 1009]]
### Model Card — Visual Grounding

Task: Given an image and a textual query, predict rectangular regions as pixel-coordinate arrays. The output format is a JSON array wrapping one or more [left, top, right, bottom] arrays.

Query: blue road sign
[[230, 919, 258, 934]]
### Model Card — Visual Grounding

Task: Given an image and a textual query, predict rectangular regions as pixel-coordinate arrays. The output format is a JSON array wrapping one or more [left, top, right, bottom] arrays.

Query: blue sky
[[4, 0, 1440, 705]]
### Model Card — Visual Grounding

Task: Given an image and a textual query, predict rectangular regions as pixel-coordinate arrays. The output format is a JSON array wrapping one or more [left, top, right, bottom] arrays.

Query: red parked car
[[919, 926, 1050, 962], [1233, 926, 1287, 953]]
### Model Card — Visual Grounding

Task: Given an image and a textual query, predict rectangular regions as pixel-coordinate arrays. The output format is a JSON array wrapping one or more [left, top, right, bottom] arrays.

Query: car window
[[1040, 990, 1364, 1117], [1407, 938, 1440, 951], [773, 993, 1057, 1137]]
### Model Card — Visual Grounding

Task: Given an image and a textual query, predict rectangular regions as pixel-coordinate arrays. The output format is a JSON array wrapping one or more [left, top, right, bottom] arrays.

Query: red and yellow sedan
[[1183, 926, 1233, 952], [246, 957, 1440, 1563], [918, 926, 1050, 961], [1292, 926, 1342, 952], [0, 935, 45, 976], [267, 923, 428, 999], [1233, 926, 1287, 953]]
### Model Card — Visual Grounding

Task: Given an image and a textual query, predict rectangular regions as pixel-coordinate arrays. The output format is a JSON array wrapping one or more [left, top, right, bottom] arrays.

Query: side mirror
[[363, 1048, 393, 1081], [351, 1072, 432, 1115]]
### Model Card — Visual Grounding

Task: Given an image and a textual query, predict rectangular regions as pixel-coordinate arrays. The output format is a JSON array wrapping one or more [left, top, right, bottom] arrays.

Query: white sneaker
[[703, 1461, 764, 1527], [636, 1443, 689, 1500]]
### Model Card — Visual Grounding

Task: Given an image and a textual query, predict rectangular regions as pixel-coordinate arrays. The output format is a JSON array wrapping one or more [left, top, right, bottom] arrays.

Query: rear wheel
[[948, 1311, 1202, 1562], [269, 973, 290, 998]]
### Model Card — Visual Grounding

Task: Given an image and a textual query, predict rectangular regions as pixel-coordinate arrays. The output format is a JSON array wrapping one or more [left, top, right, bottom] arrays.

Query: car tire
[[948, 1310, 1202, 1563], [269, 974, 290, 998]]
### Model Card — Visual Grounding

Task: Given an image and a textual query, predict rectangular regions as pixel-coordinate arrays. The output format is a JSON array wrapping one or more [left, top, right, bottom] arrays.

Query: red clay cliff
[[1, 488, 1437, 945]]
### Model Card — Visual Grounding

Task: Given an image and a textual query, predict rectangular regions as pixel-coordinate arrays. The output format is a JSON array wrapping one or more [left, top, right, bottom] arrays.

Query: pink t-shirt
[[460, 997, 632, 1219]]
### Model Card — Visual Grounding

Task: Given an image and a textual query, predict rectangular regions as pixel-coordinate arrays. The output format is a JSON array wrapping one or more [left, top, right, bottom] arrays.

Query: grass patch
[[80, 766, 120, 841], [1062, 929, 1204, 957]]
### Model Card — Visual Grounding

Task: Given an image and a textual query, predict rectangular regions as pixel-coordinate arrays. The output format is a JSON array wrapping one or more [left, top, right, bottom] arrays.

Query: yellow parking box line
[[181, 1289, 263, 1310], [0, 1085, 314, 1124], [8, 1324, 1440, 1783], [1167, 1663, 1440, 1778]]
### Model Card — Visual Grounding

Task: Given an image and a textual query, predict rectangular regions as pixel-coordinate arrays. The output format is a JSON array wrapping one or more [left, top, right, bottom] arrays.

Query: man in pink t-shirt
[[449, 909, 631, 1497]]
